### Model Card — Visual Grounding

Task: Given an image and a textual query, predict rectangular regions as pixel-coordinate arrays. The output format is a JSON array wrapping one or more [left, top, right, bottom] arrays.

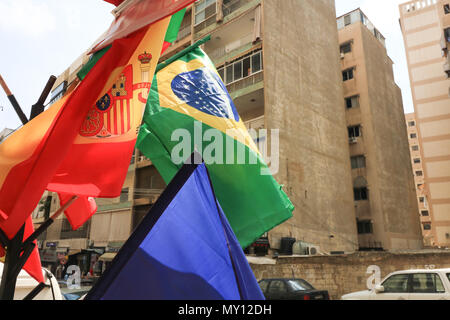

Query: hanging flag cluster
[[0, 0, 194, 283]]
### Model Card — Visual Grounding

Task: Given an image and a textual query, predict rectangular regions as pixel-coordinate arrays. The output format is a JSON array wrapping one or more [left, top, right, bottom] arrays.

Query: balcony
[[203, 7, 258, 63], [208, 33, 254, 64], [226, 70, 263, 97], [176, 25, 192, 42], [133, 190, 163, 206], [136, 155, 152, 168], [194, 0, 260, 39], [60, 219, 90, 240]]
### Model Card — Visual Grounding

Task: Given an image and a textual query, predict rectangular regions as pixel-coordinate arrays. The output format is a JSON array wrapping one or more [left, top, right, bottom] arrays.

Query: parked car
[[258, 278, 330, 300], [341, 268, 450, 300]]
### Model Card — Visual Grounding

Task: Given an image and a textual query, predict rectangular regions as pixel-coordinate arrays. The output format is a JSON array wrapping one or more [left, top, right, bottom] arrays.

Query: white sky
[[0, 0, 414, 131]]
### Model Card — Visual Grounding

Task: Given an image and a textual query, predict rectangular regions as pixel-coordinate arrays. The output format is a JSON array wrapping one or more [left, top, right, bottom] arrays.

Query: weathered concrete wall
[[339, 19, 422, 251], [262, 0, 358, 253], [250, 251, 450, 299], [360, 24, 423, 249]]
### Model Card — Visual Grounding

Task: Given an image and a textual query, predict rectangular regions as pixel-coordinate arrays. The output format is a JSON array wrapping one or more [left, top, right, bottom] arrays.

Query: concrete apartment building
[[337, 9, 423, 251], [30, 1, 428, 271], [399, 0, 450, 247], [405, 112, 435, 246], [33, 0, 360, 265], [190, 0, 359, 253]]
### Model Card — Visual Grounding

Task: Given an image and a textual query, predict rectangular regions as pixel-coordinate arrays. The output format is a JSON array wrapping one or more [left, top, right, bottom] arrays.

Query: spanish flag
[[137, 46, 294, 248], [0, 1, 193, 241]]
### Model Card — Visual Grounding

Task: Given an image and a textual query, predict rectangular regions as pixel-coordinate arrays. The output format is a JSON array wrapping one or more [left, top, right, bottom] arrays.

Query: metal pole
[[0, 73, 65, 300], [0, 74, 28, 125], [30, 75, 56, 120], [0, 225, 25, 300]]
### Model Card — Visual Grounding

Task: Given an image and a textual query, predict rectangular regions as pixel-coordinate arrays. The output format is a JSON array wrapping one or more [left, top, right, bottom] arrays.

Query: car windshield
[[286, 279, 314, 291]]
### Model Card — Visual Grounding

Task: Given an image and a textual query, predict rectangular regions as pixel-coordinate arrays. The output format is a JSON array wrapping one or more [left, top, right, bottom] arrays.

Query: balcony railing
[[208, 33, 253, 62], [176, 25, 192, 41], [226, 70, 263, 94], [223, 0, 254, 17]]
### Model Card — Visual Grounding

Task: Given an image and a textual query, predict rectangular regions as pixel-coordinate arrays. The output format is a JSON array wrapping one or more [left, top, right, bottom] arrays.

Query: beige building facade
[[31, 0, 427, 264], [399, 0, 450, 247], [194, 0, 359, 253], [338, 9, 423, 251], [405, 112, 435, 246]]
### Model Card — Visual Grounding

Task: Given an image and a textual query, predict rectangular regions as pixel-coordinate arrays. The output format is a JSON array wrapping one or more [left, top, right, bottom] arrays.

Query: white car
[[0, 262, 63, 300], [342, 268, 450, 300]]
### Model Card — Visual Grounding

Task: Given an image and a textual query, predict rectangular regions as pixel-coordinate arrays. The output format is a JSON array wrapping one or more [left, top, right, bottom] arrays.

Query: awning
[[99, 252, 117, 262], [68, 250, 82, 256]]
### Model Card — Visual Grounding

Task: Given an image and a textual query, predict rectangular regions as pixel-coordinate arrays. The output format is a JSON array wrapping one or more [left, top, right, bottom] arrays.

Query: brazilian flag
[[137, 41, 293, 248]]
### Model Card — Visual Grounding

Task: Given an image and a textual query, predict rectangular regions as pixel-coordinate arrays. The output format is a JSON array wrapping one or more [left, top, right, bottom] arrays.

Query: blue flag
[[85, 154, 265, 300]]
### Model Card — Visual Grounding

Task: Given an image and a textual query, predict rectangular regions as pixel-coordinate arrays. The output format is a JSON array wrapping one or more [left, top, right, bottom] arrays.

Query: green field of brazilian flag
[[137, 44, 293, 248]]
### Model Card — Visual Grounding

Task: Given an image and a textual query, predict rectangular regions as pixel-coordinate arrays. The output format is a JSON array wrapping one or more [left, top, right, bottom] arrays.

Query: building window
[[340, 42, 352, 54], [342, 68, 354, 81], [410, 133, 417, 139], [217, 50, 262, 85], [412, 145, 419, 151], [348, 125, 361, 138], [194, 0, 216, 25], [421, 210, 429, 217], [416, 170, 423, 177], [419, 197, 425, 203], [408, 121, 416, 127], [354, 187, 368, 201], [120, 188, 129, 202], [351, 155, 366, 169], [345, 95, 359, 109], [357, 220, 373, 234], [344, 14, 352, 26], [423, 223, 432, 231], [50, 81, 67, 105], [413, 158, 421, 164], [444, 4, 450, 14]]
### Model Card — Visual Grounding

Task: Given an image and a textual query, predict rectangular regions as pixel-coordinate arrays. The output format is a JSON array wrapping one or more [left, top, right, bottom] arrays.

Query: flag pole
[[0, 78, 70, 300], [30, 75, 56, 120], [0, 225, 25, 300], [0, 196, 78, 300], [0, 74, 29, 125]]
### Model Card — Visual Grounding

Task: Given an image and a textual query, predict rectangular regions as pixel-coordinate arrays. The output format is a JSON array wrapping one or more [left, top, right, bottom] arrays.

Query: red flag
[[104, 0, 124, 6], [23, 216, 44, 283], [58, 194, 97, 230], [92, 0, 195, 53]]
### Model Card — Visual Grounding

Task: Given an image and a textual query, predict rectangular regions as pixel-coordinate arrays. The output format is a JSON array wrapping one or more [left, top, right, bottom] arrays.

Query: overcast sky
[[0, 0, 413, 131]]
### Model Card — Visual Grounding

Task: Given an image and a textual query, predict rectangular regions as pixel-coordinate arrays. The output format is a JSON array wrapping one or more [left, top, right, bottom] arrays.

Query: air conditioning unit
[[306, 245, 320, 256], [340, 52, 345, 59], [349, 137, 358, 144], [292, 241, 321, 256]]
